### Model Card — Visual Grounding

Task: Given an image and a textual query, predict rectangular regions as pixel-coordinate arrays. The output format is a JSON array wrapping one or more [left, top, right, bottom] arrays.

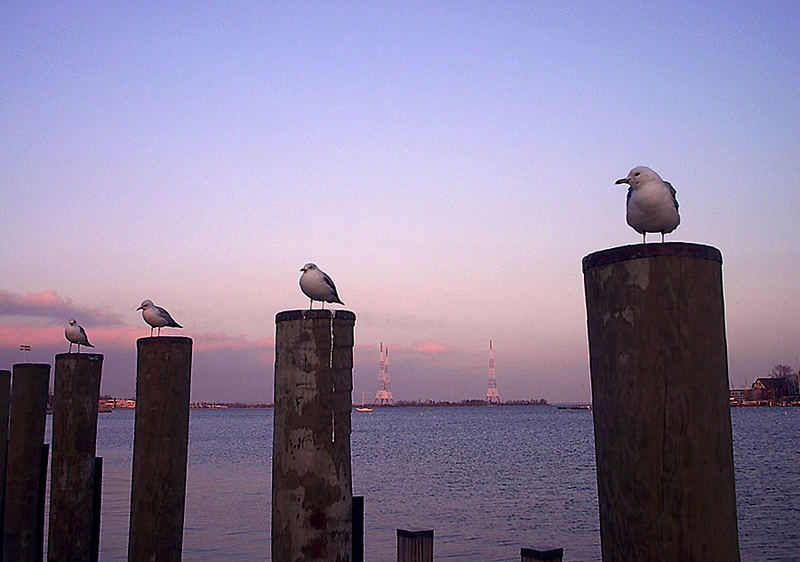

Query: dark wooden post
[[272, 310, 355, 561], [0, 369, 10, 557], [4, 363, 50, 562], [396, 529, 433, 562], [47, 353, 104, 561], [583, 243, 740, 561], [128, 337, 192, 562], [521, 547, 563, 561], [92, 457, 103, 562], [352, 496, 364, 562]]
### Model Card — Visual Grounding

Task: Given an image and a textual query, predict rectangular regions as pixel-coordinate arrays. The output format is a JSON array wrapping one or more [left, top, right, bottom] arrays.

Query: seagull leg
[[309, 298, 313, 310], [150, 326, 154, 337], [322, 301, 326, 310], [661, 232, 665, 243], [68, 342, 73, 353], [642, 232, 646, 244]]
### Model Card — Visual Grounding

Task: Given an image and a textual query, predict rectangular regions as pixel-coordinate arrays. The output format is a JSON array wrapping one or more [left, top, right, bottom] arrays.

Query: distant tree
[[769, 364, 799, 396]]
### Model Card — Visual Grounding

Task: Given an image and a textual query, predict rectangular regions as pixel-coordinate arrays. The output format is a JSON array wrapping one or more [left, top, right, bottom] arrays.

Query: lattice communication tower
[[374, 342, 394, 405], [486, 339, 501, 404]]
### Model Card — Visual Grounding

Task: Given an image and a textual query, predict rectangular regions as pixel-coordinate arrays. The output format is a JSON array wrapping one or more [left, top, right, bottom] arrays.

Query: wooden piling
[[521, 547, 563, 561], [128, 336, 192, 562], [352, 496, 364, 562], [272, 309, 355, 562], [4, 363, 50, 562], [0, 369, 10, 557], [583, 243, 740, 561], [396, 529, 433, 562], [48, 353, 104, 561]]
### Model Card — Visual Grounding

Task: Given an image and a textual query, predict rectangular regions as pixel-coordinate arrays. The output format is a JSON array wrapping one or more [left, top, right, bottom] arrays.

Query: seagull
[[615, 166, 680, 243], [137, 299, 183, 336], [65, 319, 94, 353], [299, 263, 344, 309]]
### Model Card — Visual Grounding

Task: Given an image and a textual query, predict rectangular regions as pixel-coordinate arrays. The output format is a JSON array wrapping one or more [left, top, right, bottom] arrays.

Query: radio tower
[[374, 342, 394, 405], [486, 340, 501, 404]]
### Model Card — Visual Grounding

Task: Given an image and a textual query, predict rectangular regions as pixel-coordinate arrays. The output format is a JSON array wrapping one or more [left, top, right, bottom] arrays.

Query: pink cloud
[[0, 289, 123, 326], [193, 333, 274, 353], [412, 341, 452, 354]]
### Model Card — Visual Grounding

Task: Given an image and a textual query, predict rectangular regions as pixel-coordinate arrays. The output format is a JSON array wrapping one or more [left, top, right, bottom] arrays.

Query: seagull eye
[[634, 172, 640, 176]]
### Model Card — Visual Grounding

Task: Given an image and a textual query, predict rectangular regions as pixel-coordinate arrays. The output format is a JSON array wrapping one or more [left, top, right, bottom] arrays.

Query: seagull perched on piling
[[299, 263, 344, 309], [137, 299, 183, 336], [65, 319, 94, 353], [615, 166, 680, 243]]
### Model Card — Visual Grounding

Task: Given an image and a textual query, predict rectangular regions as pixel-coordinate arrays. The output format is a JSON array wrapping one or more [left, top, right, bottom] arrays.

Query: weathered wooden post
[[4, 363, 50, 562], [128, 336, 192, 562], [47, 353, 104, 561], [396, 529, 433, 562], [272, 309, 355, 561], [521, 546, 563, 561], [583, 243, 740, 561], [352, 496, 364, 562], [0, 369, 10, 556]]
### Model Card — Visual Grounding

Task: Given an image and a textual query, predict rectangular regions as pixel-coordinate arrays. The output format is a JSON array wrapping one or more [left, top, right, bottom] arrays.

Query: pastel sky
[[2, 3, 798, 403]]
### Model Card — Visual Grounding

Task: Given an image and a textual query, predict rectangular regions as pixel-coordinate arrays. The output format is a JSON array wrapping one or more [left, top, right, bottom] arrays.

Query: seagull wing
[[664, 181, 679, 211], [157, 306, 183, 328], [79, 325, 94, 346], [322, 272, 343, 303]]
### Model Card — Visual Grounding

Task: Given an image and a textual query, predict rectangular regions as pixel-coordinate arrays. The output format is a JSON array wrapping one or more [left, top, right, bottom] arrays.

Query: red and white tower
[[374, 342, 394, 405], [486, 339, 501, 404]]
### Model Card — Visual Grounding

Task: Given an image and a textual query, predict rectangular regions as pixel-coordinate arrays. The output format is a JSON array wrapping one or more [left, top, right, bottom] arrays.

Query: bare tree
[[769, 364, 799, 396]]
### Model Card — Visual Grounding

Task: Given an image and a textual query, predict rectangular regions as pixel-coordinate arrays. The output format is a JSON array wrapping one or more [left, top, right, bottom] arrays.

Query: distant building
[[730, 377, 795, 406], [750, 377, 793, 402]]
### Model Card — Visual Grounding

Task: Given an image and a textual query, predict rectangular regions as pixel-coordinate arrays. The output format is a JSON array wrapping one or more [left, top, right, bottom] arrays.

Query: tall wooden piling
[[128, 337, 192, 562], [0, 369, 10, 557], [4, 363, 50, 562], [272, 309, 355, 561], [48, 353, 104, 561], [583, 243, 739, 561]]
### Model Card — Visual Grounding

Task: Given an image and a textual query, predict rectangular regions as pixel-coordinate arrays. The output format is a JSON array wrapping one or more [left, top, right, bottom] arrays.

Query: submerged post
[[4, 363, 50, 562], [396, 529, 433, 562], [48, 353, 104, 561], [128, 337, 192, 562], [583, 243, 739, 560], [521, 547, 563, 561], [272, 309, 355, 561]]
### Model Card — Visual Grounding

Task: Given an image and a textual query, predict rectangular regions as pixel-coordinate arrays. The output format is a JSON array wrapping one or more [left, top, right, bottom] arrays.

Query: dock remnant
[[4, 363, 50, 562], [48, 353, 104, 561], [583, 243, 739, 560], [272, 309, 355, 561], [397, 529, 433, 562], [521, 547, 563, 561], [128, 336, 193, 562]]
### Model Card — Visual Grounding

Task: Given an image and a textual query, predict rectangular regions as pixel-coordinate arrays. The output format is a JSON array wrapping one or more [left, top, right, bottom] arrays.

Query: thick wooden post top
[[275, 309, 356, 323], [582, 242, 722, 272]]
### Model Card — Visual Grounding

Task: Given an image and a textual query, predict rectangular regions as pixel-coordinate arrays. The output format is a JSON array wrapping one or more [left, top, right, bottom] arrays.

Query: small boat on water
[[356, 391, 373, 412]]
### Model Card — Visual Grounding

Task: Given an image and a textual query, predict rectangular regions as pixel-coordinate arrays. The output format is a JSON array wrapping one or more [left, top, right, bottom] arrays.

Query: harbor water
[[44, 405, 799, 560]]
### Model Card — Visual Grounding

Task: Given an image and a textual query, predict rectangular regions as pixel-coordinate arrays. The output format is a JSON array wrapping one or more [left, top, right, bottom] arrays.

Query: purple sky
[[1, 3, 799, 403]]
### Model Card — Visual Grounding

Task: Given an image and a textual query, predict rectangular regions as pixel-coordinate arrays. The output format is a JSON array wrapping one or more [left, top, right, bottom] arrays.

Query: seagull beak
[[615, 178, 629, 185], [136, 306, 143, 310]]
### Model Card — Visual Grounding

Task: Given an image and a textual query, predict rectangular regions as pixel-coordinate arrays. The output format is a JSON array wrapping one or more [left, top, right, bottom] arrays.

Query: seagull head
[[68, 319, 77, 326], [137, 299, 154, 311], [615, 166, 661, 189], [300, 263, 318, 273]]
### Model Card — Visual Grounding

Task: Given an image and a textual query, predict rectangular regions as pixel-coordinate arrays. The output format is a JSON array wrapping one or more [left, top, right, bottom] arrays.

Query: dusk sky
[[2, 3, 798, 404]]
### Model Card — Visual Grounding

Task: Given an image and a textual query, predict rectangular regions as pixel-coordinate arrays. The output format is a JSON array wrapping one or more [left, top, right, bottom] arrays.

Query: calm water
[[43, 406, 799, 561]]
